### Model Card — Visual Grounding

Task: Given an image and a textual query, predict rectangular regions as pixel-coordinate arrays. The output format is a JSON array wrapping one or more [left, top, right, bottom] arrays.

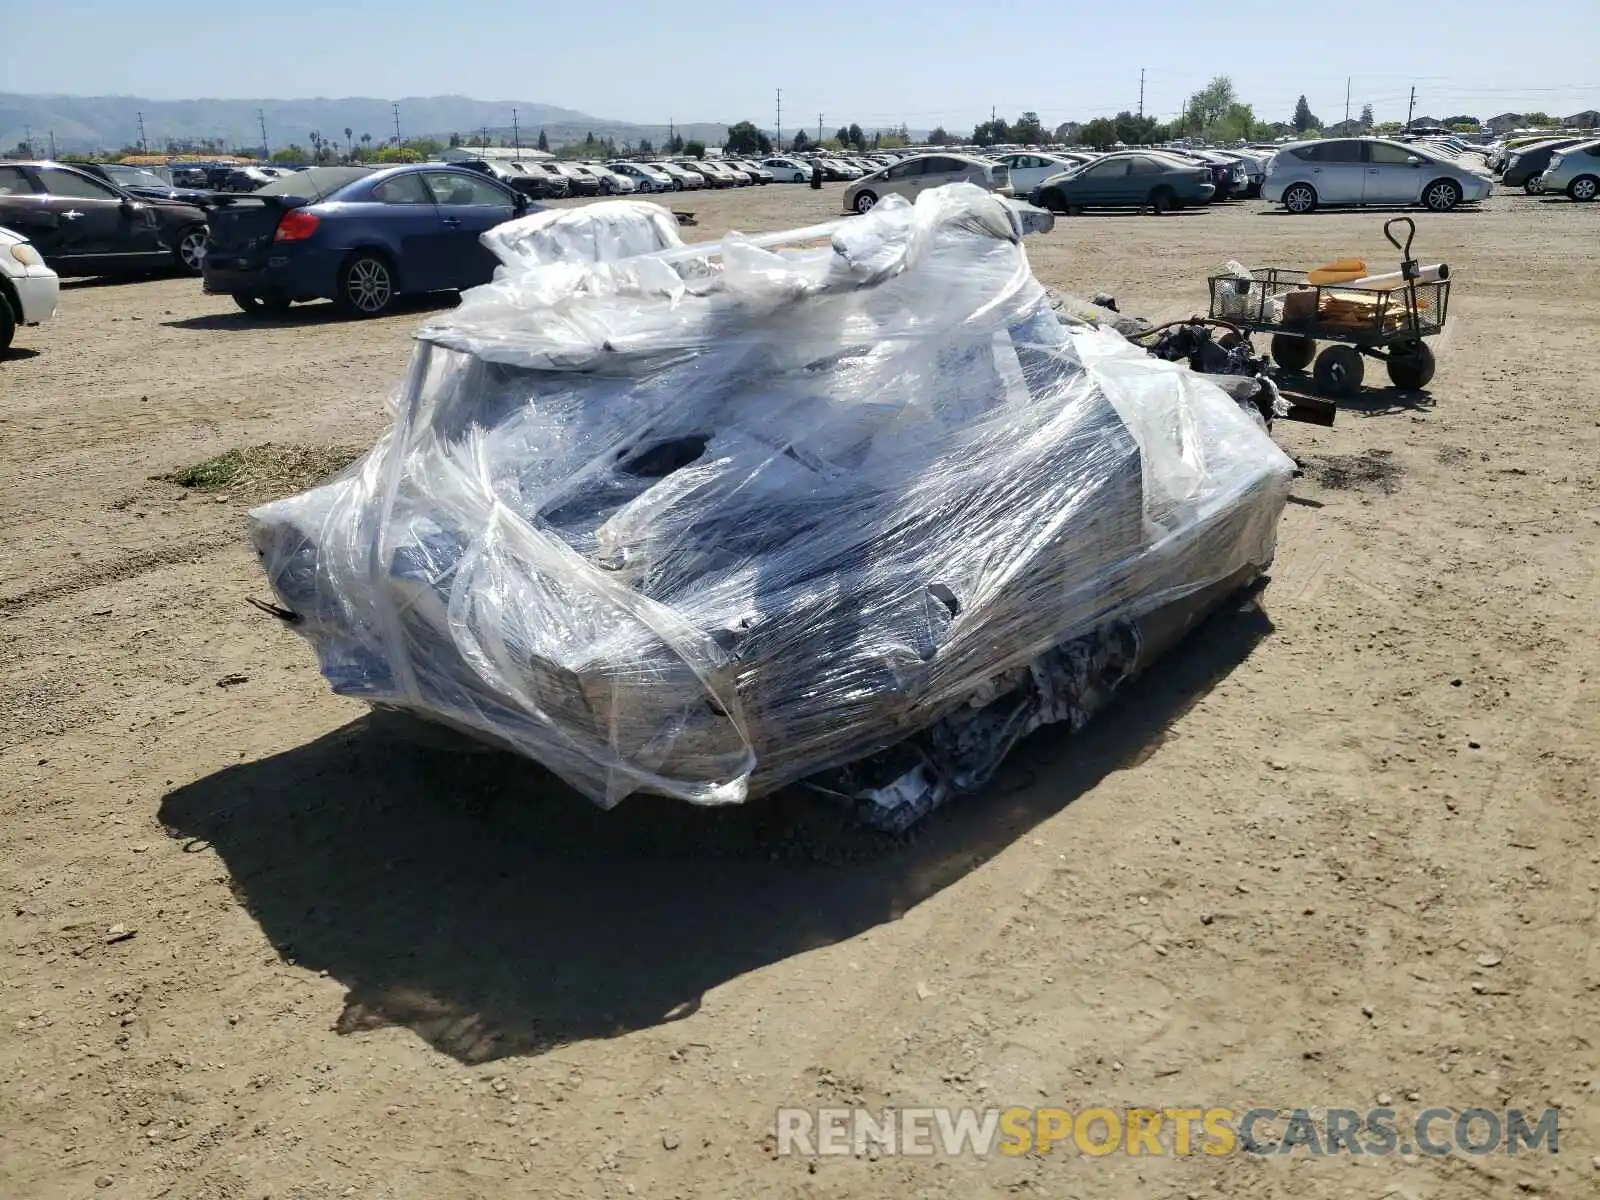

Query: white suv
[[0, 225, 59, 355]]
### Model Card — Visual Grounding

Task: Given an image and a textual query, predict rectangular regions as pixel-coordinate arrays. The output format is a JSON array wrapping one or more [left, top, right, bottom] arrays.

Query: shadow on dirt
[[161, 594, 1272, 1064], [162, 292, 459, 332], [1277, 377, 1435, 417]]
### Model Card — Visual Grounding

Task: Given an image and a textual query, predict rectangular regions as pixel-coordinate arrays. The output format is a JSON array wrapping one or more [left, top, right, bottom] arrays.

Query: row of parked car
[[829, 145, 1270, 216], [454, 150, 933, 199], [7, 126, 1593, 349], [454, 155, 789, 199], [1484, 133, 1600, 199]]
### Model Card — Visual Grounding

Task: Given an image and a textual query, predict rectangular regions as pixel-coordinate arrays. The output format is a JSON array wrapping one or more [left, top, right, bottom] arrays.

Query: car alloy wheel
[[176, 227, 208, 274], [854, 191, 877, 214], [343, 256, 394, 316], [1283, 184, 1316, 214], [1570, 176, 1599, 202], [1424, 180, 1461, 212]]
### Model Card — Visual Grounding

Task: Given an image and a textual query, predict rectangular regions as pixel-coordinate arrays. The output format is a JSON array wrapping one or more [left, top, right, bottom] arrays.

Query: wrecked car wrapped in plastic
[[250, 190, 1294, 828]]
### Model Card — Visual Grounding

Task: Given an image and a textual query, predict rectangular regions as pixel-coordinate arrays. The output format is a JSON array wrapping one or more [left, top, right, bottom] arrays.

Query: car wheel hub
[[349, 261, 391, 312], [1428, 184, 1456, 209], [1577, 179, 1598, 200], [180, 231, 207, 268]]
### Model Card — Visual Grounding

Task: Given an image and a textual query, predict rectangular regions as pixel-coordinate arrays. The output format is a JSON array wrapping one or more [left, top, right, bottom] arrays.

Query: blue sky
[[7, 0, 1598, 131]]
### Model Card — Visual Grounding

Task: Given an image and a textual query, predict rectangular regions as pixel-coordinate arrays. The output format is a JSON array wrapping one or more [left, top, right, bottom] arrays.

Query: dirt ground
[[3, 184, 1597, 1200]]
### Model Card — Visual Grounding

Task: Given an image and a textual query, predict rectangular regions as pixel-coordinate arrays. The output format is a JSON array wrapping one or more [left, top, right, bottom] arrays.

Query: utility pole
[[1345, 77, 1351, 124], [512, 108, 520, 152], [23, 124, 32, 156], [258, 108, 269, 159], [49, 130, 57, 158], [775, 88, 782, 147], [136, 111, 148, 152], [818, 113, 824, 145], [392, 102, 402, 146], [1139, 68, 1145, 119], [1406, 86, 1416, 128]]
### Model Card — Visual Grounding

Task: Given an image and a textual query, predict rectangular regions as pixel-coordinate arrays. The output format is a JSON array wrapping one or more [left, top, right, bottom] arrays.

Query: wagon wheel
[[1385, 340, 1436, 391], [1313, 344, 1365, 398], [1269, 334, 1315, 373]]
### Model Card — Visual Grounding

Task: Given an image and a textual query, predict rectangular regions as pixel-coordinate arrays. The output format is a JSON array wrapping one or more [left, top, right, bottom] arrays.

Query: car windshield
[[256, 166, 374, 200], [102, 165, 171, 189]]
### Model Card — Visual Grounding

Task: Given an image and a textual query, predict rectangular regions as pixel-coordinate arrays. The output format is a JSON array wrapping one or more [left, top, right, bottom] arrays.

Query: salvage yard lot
[[3, 185, 1597, 1199]]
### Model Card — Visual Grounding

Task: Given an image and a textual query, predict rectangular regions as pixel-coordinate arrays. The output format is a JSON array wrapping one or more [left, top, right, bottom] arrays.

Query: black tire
[[337, 252, 397, 317], [0, 294, 15, 355], [1039, 189, 1064, 214], [853, 190, 878, 214], [672, 178, 684, 192], [1568, 175, 1599, 202], [1422, 178, 1462, 212], [1313, 344, 1365, 398], [173, 225, 208, 275], [1147, 187, 1173, 215], [1282, 183, 1317, 214], [1523, 177, 1543, 196], [233, 292, 292, 317], [1385, 340, 1436, 390], [1066, 204, 1084, 216], [1270, 334, 1316, 373]]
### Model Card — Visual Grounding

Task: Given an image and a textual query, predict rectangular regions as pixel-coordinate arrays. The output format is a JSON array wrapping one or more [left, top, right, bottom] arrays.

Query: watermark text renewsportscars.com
[[775, 1105, 1559, 1158]]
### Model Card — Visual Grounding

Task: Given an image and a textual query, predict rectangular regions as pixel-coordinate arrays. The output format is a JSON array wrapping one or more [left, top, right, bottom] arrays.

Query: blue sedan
[[201, 163, 539, 317]]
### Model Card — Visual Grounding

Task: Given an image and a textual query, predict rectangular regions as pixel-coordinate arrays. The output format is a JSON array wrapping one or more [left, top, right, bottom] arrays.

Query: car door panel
[[421, 171, 516, 289], [0, 166, 66, 258], [361, 172, 447, 291], [1077, 159, 1129, 204], [1363, 141, 1423, 204], [1308, 142, 1365, 204], [30, 166, 153, 266]]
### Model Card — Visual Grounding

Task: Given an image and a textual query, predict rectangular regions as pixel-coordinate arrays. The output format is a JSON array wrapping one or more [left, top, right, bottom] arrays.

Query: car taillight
[[274, 210, 321, 242]]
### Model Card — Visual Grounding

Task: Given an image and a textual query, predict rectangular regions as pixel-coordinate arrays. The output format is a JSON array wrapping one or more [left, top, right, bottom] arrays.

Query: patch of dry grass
[[162, 443, 363, 498]]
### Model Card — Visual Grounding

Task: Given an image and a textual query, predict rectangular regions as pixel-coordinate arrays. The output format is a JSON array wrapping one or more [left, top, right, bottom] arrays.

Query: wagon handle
[[1383, 216, 1424, 339], [1384, 217, 1419, 280]]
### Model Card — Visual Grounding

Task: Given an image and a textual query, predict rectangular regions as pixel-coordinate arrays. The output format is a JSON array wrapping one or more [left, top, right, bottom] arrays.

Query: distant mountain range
[[0, 93, 731, 156]]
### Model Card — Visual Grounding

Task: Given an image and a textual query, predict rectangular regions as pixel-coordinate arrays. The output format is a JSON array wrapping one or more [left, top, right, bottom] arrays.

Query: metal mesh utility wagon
[[1207, 218, 1450, 396]]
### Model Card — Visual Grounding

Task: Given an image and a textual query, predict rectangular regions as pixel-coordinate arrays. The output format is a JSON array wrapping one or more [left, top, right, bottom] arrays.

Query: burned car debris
[[249, 191, 1295, 829]]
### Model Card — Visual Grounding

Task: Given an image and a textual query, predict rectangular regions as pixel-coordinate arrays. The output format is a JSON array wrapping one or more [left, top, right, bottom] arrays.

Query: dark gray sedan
[[1029, 153, 1216, 214]]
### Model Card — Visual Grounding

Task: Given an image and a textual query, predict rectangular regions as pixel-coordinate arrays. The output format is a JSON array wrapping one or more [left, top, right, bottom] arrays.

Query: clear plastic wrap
[[250, 190, 1294, 812]]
